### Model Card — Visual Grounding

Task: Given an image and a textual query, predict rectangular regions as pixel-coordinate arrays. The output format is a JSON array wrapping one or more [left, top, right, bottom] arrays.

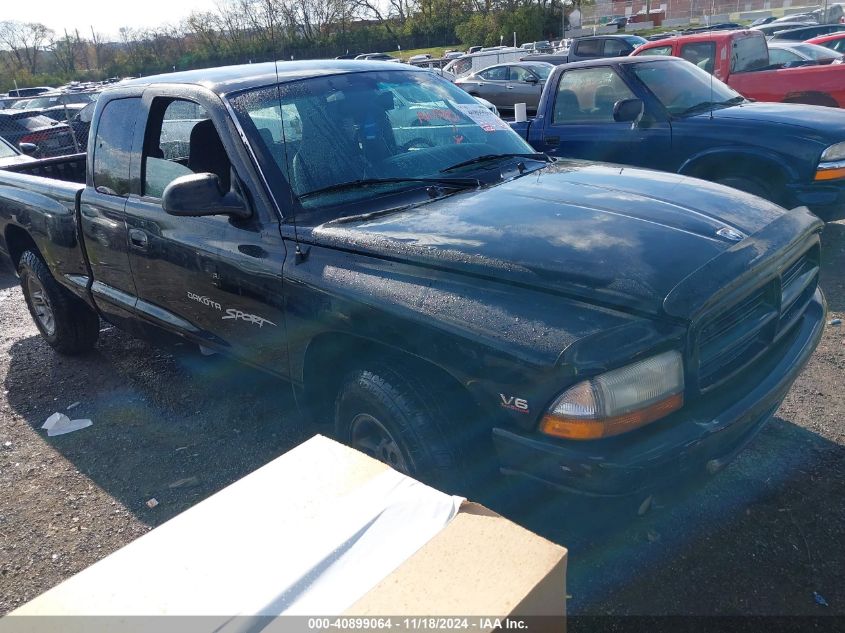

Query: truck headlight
[[540, 351, 684, 440], [820, 142, 845, 163], [817, 143, 845, 181]]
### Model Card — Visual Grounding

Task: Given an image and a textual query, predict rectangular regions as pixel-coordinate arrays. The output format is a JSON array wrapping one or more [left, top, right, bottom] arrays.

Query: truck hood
[[312, 161, 787, 317], [703, 102, 845, 139]]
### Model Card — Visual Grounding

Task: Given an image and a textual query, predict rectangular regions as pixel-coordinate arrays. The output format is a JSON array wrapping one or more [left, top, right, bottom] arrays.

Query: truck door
[[539, 65, 672, 169], [123, 92, 289, 373], [79, 95, 143, 331]]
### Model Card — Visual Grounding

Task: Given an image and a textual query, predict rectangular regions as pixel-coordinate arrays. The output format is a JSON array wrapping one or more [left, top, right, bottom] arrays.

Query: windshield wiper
[[677, 96, 745, 116], [440, 153, 551, 173], [298, 177, 481, 200]]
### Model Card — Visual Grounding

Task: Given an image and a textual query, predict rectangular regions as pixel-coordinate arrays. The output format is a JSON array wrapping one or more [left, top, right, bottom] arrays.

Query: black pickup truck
[[0, 60, 826, 496]]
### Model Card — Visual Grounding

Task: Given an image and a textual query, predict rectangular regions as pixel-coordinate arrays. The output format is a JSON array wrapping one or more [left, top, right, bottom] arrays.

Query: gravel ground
[[1, 219, 844, 617]]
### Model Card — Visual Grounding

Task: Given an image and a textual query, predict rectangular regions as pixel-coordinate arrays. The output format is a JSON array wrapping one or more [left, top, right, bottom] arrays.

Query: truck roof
[[637, 28, 758, 47], [119, 59, 418, 96], [557, 55, 683, 70]]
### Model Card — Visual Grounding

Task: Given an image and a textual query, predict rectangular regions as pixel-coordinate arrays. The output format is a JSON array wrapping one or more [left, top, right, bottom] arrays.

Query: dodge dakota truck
[[633, 29, 845, 108], [0, 60, 825, 496], [510, 56, 845, 215]]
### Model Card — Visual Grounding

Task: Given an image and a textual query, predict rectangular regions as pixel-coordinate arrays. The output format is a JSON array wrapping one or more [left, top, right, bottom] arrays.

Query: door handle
[[128, 228, 148, 250]]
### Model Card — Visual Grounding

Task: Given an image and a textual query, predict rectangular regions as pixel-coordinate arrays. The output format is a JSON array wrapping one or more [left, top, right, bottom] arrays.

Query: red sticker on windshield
[[417, 109, 461, 123]]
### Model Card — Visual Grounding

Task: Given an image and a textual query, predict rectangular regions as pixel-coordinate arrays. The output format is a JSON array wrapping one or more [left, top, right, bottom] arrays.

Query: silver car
[[454, 62, 554, 113]]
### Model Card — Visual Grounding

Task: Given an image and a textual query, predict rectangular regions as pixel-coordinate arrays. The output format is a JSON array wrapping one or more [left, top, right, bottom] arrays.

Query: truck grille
[[697, 246, 819, 391]]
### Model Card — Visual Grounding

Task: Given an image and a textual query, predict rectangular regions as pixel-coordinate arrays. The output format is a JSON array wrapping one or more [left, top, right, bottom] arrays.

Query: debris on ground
[[638, 495, 654, 516], [66, 402, 81, 411], [41, 412, 93, 437], [168, 477, 200, 489], [830, 319, 842, 326], [646, 529, 662, 543], [146, 498, 159, 509], [814, 592, 829, 607]]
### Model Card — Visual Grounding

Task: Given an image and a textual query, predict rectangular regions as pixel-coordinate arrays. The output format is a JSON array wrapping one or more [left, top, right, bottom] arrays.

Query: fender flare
[[677, 147, 799, 184]]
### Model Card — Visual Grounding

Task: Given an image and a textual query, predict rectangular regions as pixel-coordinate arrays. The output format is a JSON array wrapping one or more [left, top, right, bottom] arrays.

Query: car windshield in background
[[23, 93, 96, 109], [230, 70, 537, 212], [527, 63, 553, 79], [632, 60, 743, 115], [791, 43, 843, 60], [624, 35, 648, 47], [731, 34, 770, 72], [0, 140, 17, 158]]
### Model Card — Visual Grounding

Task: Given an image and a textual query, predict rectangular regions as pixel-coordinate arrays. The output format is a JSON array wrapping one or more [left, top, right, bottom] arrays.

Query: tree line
[[0, 0, 574, 91]]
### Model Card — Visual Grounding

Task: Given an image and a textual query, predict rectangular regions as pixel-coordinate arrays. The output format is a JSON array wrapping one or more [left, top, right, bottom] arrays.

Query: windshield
[[528, 63, 553, 79], [0, 139, 17, 158], [24, 93, 95, 109], [632, 60, 742, 115], [791, 42, 843, 60], [230, 69, 536, 213], [624, 36, 648, 47]]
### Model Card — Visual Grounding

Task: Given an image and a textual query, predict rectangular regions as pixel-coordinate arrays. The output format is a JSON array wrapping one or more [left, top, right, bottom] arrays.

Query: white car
[[0, 137, 36, 167], [474, 96, 500, 117]]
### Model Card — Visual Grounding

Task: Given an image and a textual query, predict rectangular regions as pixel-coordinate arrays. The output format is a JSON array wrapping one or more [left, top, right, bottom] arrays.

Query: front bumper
[[492, 290, 825, 497], [788, 179, 845, 216]]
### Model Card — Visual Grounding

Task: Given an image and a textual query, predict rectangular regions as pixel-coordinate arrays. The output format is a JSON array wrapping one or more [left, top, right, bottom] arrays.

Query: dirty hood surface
[[312, 161, 786, 316]]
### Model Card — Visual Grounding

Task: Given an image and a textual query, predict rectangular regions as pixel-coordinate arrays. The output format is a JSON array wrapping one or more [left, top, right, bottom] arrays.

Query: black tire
[[714, 175, 777, 203], [18, 250, 100, 355], [334, 362, 466, 492]]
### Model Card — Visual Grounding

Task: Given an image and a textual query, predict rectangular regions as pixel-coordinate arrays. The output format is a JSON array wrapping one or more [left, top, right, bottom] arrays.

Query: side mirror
[[613, 98, 644, 123], [162, 173, 251, 219], [524, 76, 539, 84], [18, 142, 37, 155]]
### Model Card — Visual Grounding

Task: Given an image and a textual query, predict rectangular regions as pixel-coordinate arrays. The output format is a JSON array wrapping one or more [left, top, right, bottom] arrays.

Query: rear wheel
[[334, 362, 467, 492], [18, 250, 99, 355]]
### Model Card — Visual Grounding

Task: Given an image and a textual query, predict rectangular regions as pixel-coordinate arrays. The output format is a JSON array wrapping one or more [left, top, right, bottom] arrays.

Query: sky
[[2, 0, 218, 40]]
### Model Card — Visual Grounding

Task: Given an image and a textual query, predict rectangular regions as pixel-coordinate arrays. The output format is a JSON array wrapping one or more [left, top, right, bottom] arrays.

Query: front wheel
[[714, 175, 777, 204], [18, 250, 100, 355], [334, 363, 466, 492]]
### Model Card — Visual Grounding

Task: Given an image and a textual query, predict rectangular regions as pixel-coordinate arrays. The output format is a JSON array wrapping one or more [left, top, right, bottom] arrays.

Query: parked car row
[[634, 30, 845, 107], [0, 110, 78, 159]]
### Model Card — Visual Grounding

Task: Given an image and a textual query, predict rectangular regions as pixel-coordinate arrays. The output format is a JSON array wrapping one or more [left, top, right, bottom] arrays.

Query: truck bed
[[1, 153, 86, 184]]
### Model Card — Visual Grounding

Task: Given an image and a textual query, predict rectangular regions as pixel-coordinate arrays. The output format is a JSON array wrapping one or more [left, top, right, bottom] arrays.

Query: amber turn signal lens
[[815, 167, 845, 181], [540, 392, 683, 440]]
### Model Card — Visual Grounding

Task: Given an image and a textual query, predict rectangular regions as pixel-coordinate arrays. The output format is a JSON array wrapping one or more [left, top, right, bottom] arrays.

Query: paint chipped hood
[[312, 161, 818, 318]]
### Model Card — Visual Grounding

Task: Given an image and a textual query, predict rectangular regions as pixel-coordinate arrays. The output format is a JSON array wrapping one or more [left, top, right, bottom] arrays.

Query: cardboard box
[[5, 435, 566, 631]]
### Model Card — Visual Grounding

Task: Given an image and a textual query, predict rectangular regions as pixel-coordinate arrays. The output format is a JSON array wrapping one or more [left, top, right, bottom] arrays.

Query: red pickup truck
[[633, 29, 845, 107]]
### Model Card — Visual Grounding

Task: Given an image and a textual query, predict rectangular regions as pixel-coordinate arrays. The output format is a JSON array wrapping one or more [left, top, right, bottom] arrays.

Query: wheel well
[[4, 225, 39, 269], [301, 333, 479, 427], [783, 92, 838, 108], [683, 154, 789, 201]]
